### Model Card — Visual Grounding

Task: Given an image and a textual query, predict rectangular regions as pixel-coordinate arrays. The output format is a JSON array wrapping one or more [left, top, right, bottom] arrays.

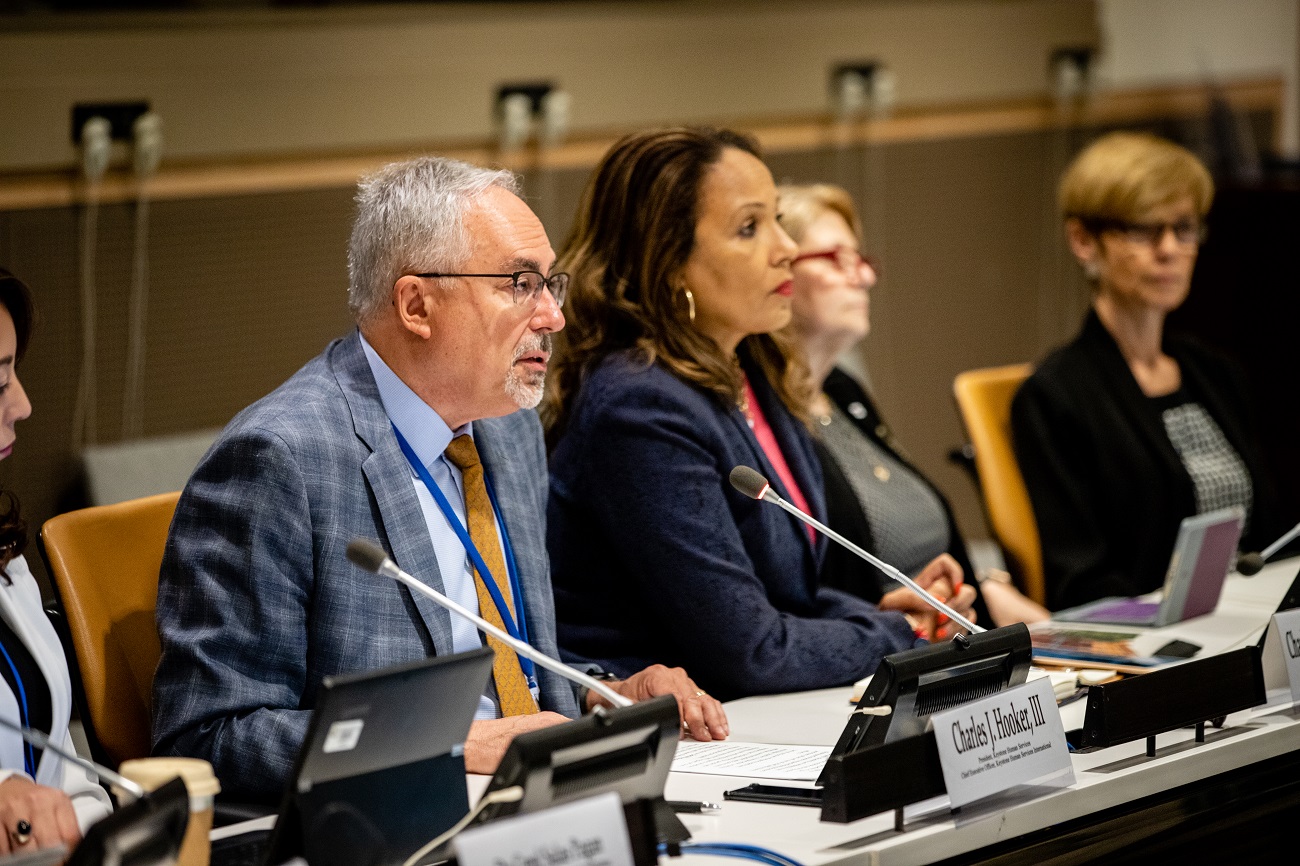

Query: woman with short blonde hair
[[1012, 132, 1278, 610], [1059, 131, 1213, 226]]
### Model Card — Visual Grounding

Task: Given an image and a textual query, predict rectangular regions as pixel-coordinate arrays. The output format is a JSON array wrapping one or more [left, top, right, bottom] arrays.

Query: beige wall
[[1097, 0, 1300, 155], [3, 0, 1282, 594], [0, 0, 1098, 171], [8, 107, 1274, 595]]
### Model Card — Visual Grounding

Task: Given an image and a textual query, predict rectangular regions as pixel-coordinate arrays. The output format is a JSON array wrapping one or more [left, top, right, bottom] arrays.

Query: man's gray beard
[[505, 333, 552, 409], [505, 367, 545, 409]]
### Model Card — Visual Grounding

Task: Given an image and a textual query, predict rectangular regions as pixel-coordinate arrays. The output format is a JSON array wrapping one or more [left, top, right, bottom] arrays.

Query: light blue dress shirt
[[361, 334, 535, 720]]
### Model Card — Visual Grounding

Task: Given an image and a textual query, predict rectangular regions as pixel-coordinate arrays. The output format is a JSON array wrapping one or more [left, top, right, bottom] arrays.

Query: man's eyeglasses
[[791, 246, 880, 277], [1086, 218, 1207, 248], [413, 270, 569, 308]]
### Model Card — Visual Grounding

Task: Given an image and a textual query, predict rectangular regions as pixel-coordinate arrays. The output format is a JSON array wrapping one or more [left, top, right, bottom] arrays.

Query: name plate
[[1272, 609, 1300, 703], [454, 792, 636, 866], [932, 677, 1074, 809]]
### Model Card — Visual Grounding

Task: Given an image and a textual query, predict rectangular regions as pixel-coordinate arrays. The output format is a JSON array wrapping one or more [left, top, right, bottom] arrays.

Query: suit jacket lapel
[[334, 332, 456, 656], [766, 393, 827, 566], [1081, 312, 1193, 502], [766, 396, 826, 525], [731, 371, 825, 564]]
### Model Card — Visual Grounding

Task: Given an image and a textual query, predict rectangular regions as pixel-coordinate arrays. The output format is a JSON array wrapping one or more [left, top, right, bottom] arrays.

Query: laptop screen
[[1158, 506, 1245, 626], [264, 647, 494, 866]]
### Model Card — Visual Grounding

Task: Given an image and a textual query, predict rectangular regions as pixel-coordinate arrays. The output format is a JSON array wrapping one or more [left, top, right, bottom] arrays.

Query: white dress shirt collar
[[358, 332, 473, 466]]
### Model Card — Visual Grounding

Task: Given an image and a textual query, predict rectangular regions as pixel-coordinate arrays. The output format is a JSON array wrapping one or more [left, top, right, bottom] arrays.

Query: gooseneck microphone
[[0, 715, 145, 799], [729, 465, 983, 634], [1236, 521, 1300, 577], [345, 538, 631, 709], [1236, 551, 1266, 577]]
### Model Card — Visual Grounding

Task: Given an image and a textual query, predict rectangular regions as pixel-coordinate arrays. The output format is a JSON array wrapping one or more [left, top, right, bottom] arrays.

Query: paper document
[[672, 741, 832, 781]]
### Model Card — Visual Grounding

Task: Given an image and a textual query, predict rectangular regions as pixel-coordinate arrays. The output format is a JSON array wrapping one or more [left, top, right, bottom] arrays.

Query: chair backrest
[[39, 491, 180, 768], [952, 364, 1045, 604]]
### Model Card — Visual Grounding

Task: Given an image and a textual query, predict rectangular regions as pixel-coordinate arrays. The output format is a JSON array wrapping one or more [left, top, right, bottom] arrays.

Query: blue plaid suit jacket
[[151, 331, 579, 799]]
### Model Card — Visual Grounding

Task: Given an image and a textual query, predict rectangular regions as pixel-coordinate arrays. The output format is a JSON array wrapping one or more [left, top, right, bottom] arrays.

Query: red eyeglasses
[[791, 246, 880, 277]]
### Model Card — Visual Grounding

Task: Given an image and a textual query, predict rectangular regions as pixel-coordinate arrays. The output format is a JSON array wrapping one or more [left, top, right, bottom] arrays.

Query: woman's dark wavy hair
[[544, 127, 810, 443], [0, 267, 33, 576]]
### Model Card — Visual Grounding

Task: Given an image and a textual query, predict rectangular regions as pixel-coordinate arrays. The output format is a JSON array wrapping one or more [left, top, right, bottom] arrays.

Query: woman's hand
[[878, 553, 977, 640], [976, 570, 1050, 627], [0, 775, 80, 859]]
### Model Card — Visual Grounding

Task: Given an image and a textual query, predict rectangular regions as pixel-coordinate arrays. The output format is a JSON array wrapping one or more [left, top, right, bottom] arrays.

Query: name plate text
[[932, 676, 1074, 808], [454, 792, 636, 866], [1273, 608, 1300, 703]]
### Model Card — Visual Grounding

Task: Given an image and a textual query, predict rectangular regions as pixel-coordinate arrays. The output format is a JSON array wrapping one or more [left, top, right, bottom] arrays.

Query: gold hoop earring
[[681, 288, 696, 323]]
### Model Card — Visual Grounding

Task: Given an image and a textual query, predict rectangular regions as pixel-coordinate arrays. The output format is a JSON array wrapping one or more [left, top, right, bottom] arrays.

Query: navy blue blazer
[[153, 331, 579, 800], [548, 351, 918, 702]]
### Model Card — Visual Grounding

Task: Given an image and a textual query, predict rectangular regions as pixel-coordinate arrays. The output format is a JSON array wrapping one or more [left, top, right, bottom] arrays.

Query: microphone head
[[346, 538, 390, 574], [1236, 551, 1265, 576], [729, 465, 772, 501]]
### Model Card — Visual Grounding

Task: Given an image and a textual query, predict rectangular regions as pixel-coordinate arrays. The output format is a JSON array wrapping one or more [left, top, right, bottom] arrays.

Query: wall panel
[[0, 105, 1279, 595]]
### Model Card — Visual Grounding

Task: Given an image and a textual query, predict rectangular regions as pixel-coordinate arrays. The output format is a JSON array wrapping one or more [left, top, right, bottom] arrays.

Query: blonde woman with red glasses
[[778, 184, 1047, 631]]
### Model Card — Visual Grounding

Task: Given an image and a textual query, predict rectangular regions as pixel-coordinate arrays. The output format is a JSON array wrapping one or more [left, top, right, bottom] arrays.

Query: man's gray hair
[[347, 156, 520, 323]]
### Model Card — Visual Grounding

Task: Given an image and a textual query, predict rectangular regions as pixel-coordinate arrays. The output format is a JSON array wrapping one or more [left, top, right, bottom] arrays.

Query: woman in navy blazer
[[545, 129, 969, 701]]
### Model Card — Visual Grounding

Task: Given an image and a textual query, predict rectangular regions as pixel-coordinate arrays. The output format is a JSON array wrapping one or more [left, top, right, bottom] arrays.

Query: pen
[[1057, 686, 1089, 708], [668, 800, 722, 813]]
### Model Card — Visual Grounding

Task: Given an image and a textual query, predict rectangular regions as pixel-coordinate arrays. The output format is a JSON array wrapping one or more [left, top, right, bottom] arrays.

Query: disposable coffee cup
[[115, 757, 221, 866]]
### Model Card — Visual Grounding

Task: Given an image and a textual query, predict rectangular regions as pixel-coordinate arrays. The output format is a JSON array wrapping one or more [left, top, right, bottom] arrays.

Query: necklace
[[734, 358, 756, 429], [739, 382, 755, 429], [811, 393, 833, 428]]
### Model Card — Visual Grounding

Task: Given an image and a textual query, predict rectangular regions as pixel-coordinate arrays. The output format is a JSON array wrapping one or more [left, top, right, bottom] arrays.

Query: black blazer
[[816, 368, 989, 625], [1011, 310, 1278, 611]]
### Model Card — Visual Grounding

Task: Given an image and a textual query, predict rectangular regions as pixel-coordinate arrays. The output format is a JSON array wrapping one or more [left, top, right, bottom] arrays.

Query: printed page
[[672, 741, 832, 781]]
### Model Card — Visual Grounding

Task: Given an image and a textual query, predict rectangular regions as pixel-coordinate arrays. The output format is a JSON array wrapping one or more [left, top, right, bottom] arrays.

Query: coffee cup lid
[[117, 758, 222, 798]]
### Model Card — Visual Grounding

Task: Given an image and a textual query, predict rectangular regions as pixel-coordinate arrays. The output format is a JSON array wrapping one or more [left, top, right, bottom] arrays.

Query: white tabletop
[[660, 556, 1300, 866], [245, 557, 1300, 865]]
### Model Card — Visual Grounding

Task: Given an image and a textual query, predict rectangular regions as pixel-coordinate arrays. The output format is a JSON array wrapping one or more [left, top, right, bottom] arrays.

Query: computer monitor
[[816, 623, 1032, 786], [264, 647, 494, 866], [475, 694, 687, 848]]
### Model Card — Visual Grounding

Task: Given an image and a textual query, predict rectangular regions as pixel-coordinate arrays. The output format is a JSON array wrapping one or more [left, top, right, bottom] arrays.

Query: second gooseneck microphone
[[729, 465, 983, 634], [345, 538, 632, 708], [0, 715, 145, 800], [1236, 520, 1300, 576]]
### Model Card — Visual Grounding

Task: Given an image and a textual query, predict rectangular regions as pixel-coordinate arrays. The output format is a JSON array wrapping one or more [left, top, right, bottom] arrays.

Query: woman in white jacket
[[0, 267, 111, 858]]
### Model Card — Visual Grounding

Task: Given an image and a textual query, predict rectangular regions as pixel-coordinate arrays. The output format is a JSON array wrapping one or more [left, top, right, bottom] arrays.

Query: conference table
[[649, 557, 1300, 865], [222, 557, 1300, 865]]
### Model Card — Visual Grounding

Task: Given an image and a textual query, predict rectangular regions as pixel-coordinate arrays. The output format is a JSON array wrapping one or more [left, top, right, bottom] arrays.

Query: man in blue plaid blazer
[[152, 157, 727, 800]]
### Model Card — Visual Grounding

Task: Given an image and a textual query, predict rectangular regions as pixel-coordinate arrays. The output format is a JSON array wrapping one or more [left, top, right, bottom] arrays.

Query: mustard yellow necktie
[[444, 434, 539, 716]]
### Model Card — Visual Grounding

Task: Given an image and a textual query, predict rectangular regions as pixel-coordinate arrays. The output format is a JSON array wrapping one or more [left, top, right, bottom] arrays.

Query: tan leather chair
[[952, 364, 1046, 605], [39, 491, 180, 768]]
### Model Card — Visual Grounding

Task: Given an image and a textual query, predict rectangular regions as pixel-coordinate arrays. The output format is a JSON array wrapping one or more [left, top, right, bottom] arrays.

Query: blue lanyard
[[0, 640, 35, 777], [391, 425, 537, 687]]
